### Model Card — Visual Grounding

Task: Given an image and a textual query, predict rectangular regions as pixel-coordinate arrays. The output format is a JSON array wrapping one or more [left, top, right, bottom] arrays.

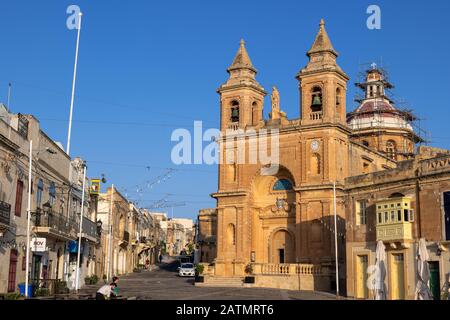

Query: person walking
[[111, 276, 119, 296], [96, 283, 118, 300], [159, 254, 163, 264]]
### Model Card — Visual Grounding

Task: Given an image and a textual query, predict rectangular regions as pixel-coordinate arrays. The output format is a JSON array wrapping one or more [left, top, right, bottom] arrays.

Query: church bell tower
[[217, 39, 266, 131], [296, 19, 349, 126]]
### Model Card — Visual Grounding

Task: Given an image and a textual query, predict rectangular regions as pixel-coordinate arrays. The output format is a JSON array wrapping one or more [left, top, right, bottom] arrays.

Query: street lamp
[[42, 201, 52, 213], [96, 220, 103, 236]]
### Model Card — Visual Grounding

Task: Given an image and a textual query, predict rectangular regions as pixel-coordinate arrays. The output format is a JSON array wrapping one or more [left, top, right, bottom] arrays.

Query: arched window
[[252, 101, 258, 126], [311, 86, 323, 112], [273, 179, 293, 191], [49, 182, 56, 206], [119, 214, 126, 238], [311, 153, 321, 175], [36, 179, 44, 208], [230, 100, 239, 123], [389, 192, 405, 198], [336, 87, 341, 107], [227, 223, 236, 246], [386, 140, 396, 160]]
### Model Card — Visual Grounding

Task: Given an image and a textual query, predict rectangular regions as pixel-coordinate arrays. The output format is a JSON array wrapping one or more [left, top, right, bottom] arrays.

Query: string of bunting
[[119, 168, 176, 203]]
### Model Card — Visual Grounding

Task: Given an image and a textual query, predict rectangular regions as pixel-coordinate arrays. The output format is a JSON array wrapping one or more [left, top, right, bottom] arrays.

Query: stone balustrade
[[251, 263, 322, 275], [310, 111, 323, 120]]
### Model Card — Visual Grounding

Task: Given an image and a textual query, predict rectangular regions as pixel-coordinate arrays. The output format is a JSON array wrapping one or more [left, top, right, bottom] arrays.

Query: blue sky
[[0, 0, 449, 220]]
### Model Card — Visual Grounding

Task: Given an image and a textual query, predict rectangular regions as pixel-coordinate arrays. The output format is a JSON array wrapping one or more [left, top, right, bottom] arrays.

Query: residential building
[[197, 209, 217, 263], [345, 146, 450, 300], [0, 104, 99, 294], [97, 186, 132, 278]]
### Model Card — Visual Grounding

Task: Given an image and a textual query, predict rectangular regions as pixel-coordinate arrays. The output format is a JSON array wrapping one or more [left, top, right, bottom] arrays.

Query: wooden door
[[390, 253, 405, 300], [356, 255, 368, 299], [7, 249, 18, 292], [429, 262, 440, 300]]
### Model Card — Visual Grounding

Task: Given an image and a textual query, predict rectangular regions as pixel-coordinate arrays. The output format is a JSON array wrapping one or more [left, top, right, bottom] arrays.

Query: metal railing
[[81, 217, 98, 239], [33, 211, 76, 236], [30, 279, 69, 296], [0, 201, 11, 225]]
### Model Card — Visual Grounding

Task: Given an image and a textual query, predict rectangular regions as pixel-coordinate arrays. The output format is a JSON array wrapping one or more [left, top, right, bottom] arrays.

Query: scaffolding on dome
[[349, 60, 429, 160]]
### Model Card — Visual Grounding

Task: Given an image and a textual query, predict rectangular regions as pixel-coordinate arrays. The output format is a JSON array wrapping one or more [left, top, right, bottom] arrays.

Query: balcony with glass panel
[[78, 216, 100, 243], [376, 197, 414, 242]]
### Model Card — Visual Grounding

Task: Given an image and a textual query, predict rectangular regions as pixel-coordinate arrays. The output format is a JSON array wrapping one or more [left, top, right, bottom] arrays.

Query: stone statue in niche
[[270, 86, 286, 120]]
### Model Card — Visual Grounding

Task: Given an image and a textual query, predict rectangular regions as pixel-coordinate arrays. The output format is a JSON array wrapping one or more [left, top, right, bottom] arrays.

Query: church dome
[[347, 66, 413, 132], [356, 100, 396, 113], [347, 99, 413, 131]]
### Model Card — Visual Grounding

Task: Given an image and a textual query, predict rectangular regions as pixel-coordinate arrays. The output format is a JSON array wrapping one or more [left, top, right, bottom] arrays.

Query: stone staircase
[[196, 276, 244, 287]]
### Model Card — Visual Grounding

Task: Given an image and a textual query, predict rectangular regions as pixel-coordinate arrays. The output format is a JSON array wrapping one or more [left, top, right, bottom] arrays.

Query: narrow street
[[79, 258, 337, 300]]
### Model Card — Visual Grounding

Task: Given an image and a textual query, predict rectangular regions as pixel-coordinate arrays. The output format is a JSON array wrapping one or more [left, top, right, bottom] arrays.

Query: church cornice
[[211, 190, 248, 199], [217, 83, 267, 95], [294, 182, 345, 192], [296, 67, 349, 81]]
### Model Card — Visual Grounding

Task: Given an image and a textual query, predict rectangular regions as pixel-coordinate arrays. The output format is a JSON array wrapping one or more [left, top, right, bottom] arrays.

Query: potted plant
[[102, 274, 107, 284], [55, 281, 69, 294], [90, 275, 99, 285], [4, 292, 22, 300], [34, 288, 50, 297], [244, 264, 255, 284], [84, 276, 92, 285], [195, 264, 205, 283]]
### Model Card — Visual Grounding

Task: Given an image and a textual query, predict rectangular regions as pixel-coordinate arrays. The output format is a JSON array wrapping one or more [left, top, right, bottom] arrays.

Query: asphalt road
[[80, 260, 337, 300]]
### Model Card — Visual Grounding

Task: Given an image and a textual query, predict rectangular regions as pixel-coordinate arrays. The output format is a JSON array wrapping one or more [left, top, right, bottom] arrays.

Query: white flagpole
[[107, 184, 114, 281], [25, 140, 33, 298], [333, 181, 340, 297], [75, 163, 87, 291], [66, 12, 82, 156]]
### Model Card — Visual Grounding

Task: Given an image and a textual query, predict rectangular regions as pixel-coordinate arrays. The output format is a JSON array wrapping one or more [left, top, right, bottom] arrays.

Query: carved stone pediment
[[259, 201, 295, 219]]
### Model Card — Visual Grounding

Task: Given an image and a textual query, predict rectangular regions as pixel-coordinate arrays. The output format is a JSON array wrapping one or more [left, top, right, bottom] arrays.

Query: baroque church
[[200, 19, 450, 297]]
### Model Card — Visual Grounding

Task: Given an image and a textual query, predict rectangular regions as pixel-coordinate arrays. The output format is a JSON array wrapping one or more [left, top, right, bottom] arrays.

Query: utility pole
[[66, 11, 82, 156], [333, 181, 340, 298], [75, 163, 87, 291], [25, 140, 32, 298]]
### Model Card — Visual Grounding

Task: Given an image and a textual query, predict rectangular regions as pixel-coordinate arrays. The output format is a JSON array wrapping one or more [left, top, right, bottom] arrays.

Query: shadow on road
[[157, 260, 179, 272]]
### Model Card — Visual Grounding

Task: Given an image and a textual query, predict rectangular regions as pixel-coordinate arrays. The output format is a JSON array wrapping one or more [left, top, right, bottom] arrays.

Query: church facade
[[203, 20, 450, 297]]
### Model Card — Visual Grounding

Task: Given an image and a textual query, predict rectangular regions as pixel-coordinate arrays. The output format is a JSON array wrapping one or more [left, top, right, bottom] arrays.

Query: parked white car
[[178, 263, 195, 277]]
